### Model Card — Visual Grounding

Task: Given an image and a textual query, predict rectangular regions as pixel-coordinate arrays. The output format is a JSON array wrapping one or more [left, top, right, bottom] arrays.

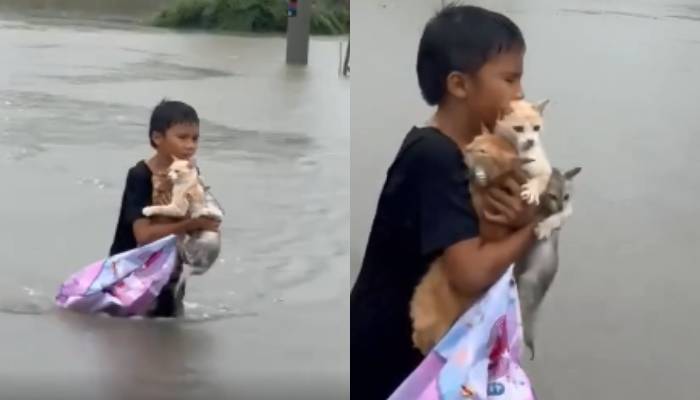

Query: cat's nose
[[520, 139, 535, 151]]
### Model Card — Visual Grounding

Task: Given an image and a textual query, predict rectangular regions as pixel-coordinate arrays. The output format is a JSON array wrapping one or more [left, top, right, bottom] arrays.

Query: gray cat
[[515, 166, 581, 360], [177, 182, 224, 276]]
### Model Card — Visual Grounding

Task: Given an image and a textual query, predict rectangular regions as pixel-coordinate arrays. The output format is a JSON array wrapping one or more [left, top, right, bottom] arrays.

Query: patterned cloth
[[55, 235, 178, 317], [389, 265, 536, 400]]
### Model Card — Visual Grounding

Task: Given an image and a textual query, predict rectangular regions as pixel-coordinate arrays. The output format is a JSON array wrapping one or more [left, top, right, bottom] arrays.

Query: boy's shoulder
[[124, 160, 152, 185], [394, 126, 464, 172]]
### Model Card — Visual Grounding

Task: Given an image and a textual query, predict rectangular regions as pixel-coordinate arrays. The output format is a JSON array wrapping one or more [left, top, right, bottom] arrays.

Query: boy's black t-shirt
[[109, 160, 189, 317], [109, 160, 153, 256], [350, 126, 479, 400]]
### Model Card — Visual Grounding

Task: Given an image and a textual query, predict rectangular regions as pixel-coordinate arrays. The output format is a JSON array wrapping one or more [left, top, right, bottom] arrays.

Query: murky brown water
[[352, 0, 700, 398], [0, 4, 348, 399]]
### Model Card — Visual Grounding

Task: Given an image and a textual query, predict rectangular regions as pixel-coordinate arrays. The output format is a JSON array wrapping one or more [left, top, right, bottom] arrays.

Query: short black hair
[[148, 99, 199, 148], [416, 5, 526, 105]]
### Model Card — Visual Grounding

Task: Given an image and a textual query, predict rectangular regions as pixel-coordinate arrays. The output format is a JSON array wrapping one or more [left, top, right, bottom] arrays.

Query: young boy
[[109, 99, 219, 318], [350, 6, 538, 399]]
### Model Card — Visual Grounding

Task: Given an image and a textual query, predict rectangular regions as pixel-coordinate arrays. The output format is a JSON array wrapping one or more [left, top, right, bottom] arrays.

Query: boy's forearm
[[443, 222, 536, 295], [134, 219, 191, 246]]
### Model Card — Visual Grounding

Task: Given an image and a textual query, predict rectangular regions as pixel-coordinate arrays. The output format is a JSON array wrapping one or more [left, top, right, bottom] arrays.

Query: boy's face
[[451, 49, 525, 131], [153, 122, 199, 160]]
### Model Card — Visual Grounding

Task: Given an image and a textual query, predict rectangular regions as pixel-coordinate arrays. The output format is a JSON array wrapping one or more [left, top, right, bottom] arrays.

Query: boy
[[109, 99, 219, 317], [350, 6, 538, 399]]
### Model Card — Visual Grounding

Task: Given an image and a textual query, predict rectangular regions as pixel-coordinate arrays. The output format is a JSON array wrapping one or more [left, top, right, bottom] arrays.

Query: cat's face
[[541, 166, 581, 213], [167, 158, 196, 183], [494, 99, 548, 150]]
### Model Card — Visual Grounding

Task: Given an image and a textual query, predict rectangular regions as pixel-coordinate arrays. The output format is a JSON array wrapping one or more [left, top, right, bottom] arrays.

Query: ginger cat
[[463, 132, 533, 241], [409, 132, 533, 355], [410, 99, 566, 356], [143, 158, 220, 220], [144, 158, 224, 294]]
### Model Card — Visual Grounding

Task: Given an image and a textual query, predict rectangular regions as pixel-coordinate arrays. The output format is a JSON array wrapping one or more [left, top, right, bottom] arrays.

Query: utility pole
[[286, 0, 312, 65], [343, 41, 350, 76]]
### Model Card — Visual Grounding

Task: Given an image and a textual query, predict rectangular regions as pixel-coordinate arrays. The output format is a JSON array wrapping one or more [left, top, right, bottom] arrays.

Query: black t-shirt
[[350, 126, 479, 400], [109, 160, 153, 256]]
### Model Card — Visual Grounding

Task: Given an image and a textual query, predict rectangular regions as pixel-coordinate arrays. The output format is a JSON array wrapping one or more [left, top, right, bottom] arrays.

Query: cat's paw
[[142, 206, 156, 217], [208, 208, 224, 221], [535, 219, 557, 240], [195, 208, 223, 221], [521, 182, 540, 205], [191, 209, 204, 219]]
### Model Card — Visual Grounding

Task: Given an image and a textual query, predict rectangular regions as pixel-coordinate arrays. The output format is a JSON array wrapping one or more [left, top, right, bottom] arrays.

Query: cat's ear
[[564, 167, 582, 180], [534, 99, 550, 114]]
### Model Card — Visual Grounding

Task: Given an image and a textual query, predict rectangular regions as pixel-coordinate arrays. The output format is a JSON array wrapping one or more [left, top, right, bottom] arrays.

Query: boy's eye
[[533, 125, 540, 131], [564, 194, 570, 201], [513, 125, 524, 133]]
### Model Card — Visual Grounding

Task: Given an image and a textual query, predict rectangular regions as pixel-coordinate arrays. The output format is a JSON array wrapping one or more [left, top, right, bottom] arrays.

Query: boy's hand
[[482, 174, 538, 229], [187, 216, 220, 233]]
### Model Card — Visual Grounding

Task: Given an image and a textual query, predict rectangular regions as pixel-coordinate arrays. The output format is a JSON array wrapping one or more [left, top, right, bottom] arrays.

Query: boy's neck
[[149, 152, 173, 172], [429, 102, 482, 149]]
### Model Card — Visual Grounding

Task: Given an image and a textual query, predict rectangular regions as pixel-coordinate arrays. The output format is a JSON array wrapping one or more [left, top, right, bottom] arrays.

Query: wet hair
[[148, 99, 199, 148], [416, 5, 526, 106]]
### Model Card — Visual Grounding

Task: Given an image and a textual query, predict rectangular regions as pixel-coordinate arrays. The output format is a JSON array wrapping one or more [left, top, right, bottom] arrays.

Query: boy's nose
[[513, 83, 524, 100]]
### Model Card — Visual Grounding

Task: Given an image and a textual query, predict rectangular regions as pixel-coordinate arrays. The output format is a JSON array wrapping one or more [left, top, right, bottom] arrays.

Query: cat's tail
[[174, 264, 193, 296]]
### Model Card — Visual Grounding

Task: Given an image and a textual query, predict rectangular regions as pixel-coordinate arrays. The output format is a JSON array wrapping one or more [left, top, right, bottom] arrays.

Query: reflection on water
[[0, 90, 315, 160], [57, 311, 227, 400]]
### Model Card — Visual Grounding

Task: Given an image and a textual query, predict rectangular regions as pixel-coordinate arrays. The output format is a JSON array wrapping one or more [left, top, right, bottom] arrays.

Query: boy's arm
[[442, 174, 538, 294], [417, 143, 535, 296], [441, 222, 535, 295], [133, 217, 218, 246], [133, 218, 191, 246]]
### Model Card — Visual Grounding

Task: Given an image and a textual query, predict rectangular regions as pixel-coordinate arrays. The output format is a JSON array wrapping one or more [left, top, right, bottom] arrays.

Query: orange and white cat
[[409, 99, 562, 355], [143, 158, 222, 221], [494, 99, 552, 206], [463, 132, 534, 241], [143, 158, 223, 293]]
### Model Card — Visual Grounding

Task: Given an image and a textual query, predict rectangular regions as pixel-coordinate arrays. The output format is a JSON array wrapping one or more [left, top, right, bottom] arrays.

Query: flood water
[[352, 0, 700, 399], [0, 4, 348, 400]]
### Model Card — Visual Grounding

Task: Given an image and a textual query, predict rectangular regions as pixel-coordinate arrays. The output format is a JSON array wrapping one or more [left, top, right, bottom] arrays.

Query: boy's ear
[[445, 71, 472, 100], [151, 131, 164, 146]]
